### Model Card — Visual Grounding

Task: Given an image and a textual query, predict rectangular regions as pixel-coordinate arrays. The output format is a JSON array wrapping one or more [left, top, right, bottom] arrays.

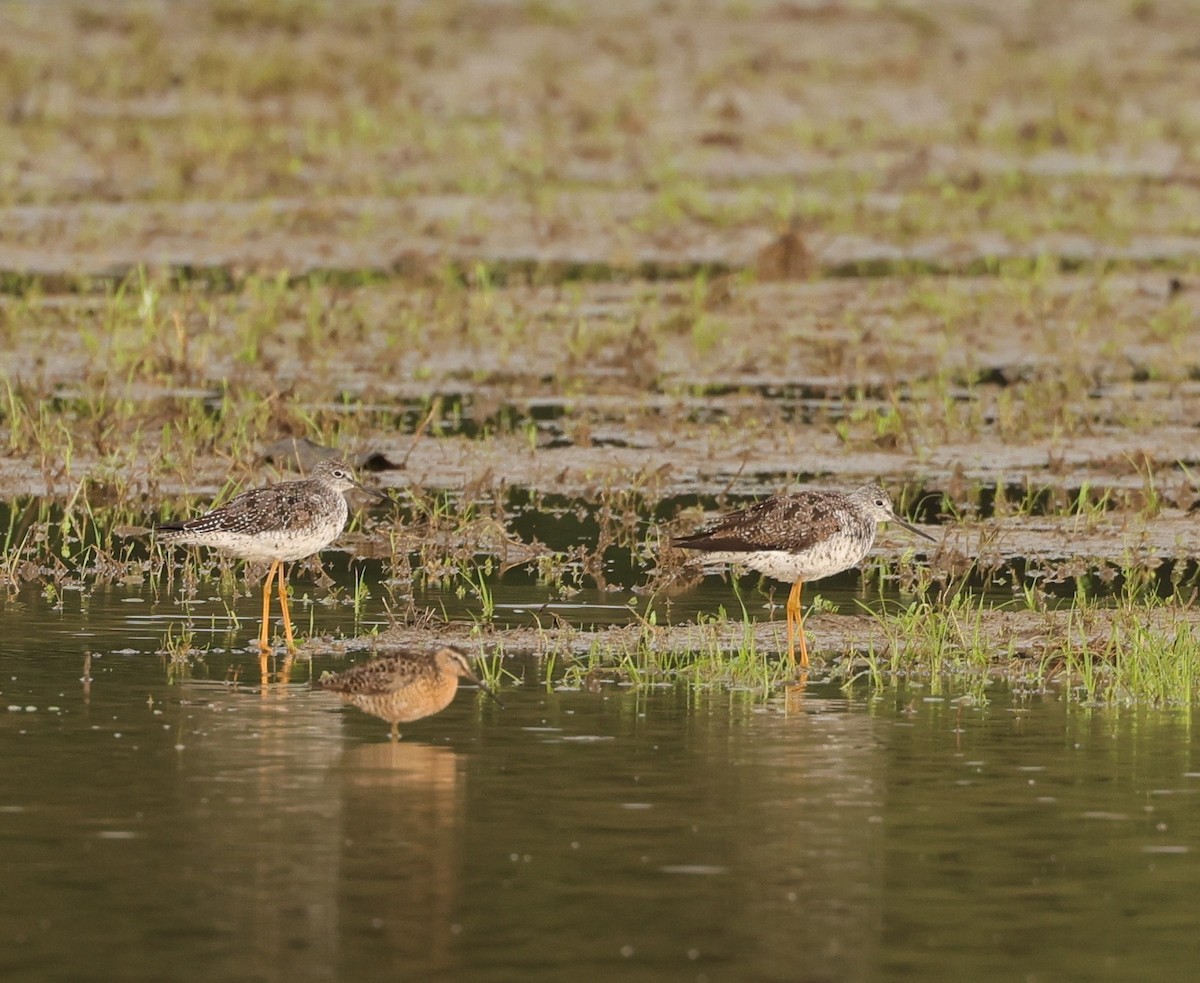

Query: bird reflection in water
[[338, 741, 464, 975]]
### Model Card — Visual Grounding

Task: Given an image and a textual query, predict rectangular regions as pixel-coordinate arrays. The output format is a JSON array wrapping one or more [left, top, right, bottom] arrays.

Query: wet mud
[[1, 0, 1199, 676]]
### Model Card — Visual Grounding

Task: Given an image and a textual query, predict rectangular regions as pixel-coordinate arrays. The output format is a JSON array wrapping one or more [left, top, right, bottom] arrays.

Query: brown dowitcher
[[156, 458, 385, 654], [673, 484, 935, 669], [320, 646, 499, 740]]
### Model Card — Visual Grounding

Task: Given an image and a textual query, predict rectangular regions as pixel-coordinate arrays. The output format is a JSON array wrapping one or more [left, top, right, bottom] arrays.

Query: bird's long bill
[[354, 479, 389, 501], [464, 668, 506, 709], [892, 516, 937, 543]]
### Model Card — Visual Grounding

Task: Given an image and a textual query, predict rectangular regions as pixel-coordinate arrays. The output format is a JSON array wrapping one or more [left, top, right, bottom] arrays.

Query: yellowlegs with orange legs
[[320, 646, 500, 741], [673, 484, 935, 669], [156, 458, 385, 656]]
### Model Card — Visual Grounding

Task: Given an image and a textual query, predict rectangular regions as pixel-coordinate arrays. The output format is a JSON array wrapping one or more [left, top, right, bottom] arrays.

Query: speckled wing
[[673, 492, 850, 555], [320, 658, 391, 696], [157, 483, 333, 537], [321, 653, 428, 696]]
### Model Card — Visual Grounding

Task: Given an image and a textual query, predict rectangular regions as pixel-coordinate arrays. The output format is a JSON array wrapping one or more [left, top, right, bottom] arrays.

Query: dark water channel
[[4, 586, 1200, 982]]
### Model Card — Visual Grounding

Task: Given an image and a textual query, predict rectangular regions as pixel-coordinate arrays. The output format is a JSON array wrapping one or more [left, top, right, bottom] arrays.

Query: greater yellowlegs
[[320, 646, 500, 740], [673, 484, 935, 669], [156, 458, 385, 654]]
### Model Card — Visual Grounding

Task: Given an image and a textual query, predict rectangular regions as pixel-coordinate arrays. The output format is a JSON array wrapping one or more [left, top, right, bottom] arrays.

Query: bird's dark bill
[[893, 517, 936, 542]]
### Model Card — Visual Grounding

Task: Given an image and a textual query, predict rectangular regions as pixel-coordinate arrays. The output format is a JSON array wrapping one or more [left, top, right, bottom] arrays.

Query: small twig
[[399, 398, 441, 469]]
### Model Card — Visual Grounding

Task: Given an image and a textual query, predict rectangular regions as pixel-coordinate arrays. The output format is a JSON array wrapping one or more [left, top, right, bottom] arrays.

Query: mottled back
[[156, 459, 361, 540], [320, 650, 438, 696], [158, 483, 341, 539], [320, 646, 483, 696], [673, 488, 874, 555]]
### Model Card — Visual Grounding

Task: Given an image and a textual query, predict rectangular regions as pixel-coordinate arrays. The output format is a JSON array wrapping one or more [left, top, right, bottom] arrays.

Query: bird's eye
[[875, 498, 886, 507]]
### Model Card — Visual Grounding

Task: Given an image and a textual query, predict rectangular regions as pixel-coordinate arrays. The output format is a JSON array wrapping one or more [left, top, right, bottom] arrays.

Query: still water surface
[[4, 587, 1200, 982]]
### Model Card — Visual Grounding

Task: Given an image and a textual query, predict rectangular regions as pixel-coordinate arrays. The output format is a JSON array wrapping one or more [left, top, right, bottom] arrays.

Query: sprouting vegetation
[[1, 0, 1200, 704]]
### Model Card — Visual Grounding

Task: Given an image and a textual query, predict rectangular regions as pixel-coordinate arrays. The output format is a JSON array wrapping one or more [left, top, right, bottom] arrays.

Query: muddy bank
[[1, 0, 1199, 689], [3, 197, 1200, 283], [4, 0, 1200, 215], [1, 272, 1197, 505]]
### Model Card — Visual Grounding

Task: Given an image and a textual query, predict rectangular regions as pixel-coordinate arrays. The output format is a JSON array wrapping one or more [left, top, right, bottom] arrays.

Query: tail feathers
[[672, 532, 756, 552]]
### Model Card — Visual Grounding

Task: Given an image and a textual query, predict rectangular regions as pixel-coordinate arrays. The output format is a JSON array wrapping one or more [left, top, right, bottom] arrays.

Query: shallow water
[[5, 548, 922, 645], [4, 588, 1200, 982]]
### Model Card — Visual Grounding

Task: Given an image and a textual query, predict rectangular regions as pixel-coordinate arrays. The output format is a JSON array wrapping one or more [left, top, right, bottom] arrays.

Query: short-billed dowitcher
[[320, 646, 499, 740], [156, 458, 385, 654], [673, 484, 935, 669]]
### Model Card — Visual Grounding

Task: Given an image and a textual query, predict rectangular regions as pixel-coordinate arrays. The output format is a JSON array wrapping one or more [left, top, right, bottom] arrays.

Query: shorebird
[[320, 646, 500, 740], [672, 484, 935, 669], [156, 458, 385, 654]]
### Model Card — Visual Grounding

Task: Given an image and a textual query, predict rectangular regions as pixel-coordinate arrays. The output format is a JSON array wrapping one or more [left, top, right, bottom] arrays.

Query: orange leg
[[258, 559, 279, 684], [783, 672, 808, 710], [275, 561, 297, 653], [785, 579, 810, 670], [259, 559, 279, 653], [276, 652, 295, 686]]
